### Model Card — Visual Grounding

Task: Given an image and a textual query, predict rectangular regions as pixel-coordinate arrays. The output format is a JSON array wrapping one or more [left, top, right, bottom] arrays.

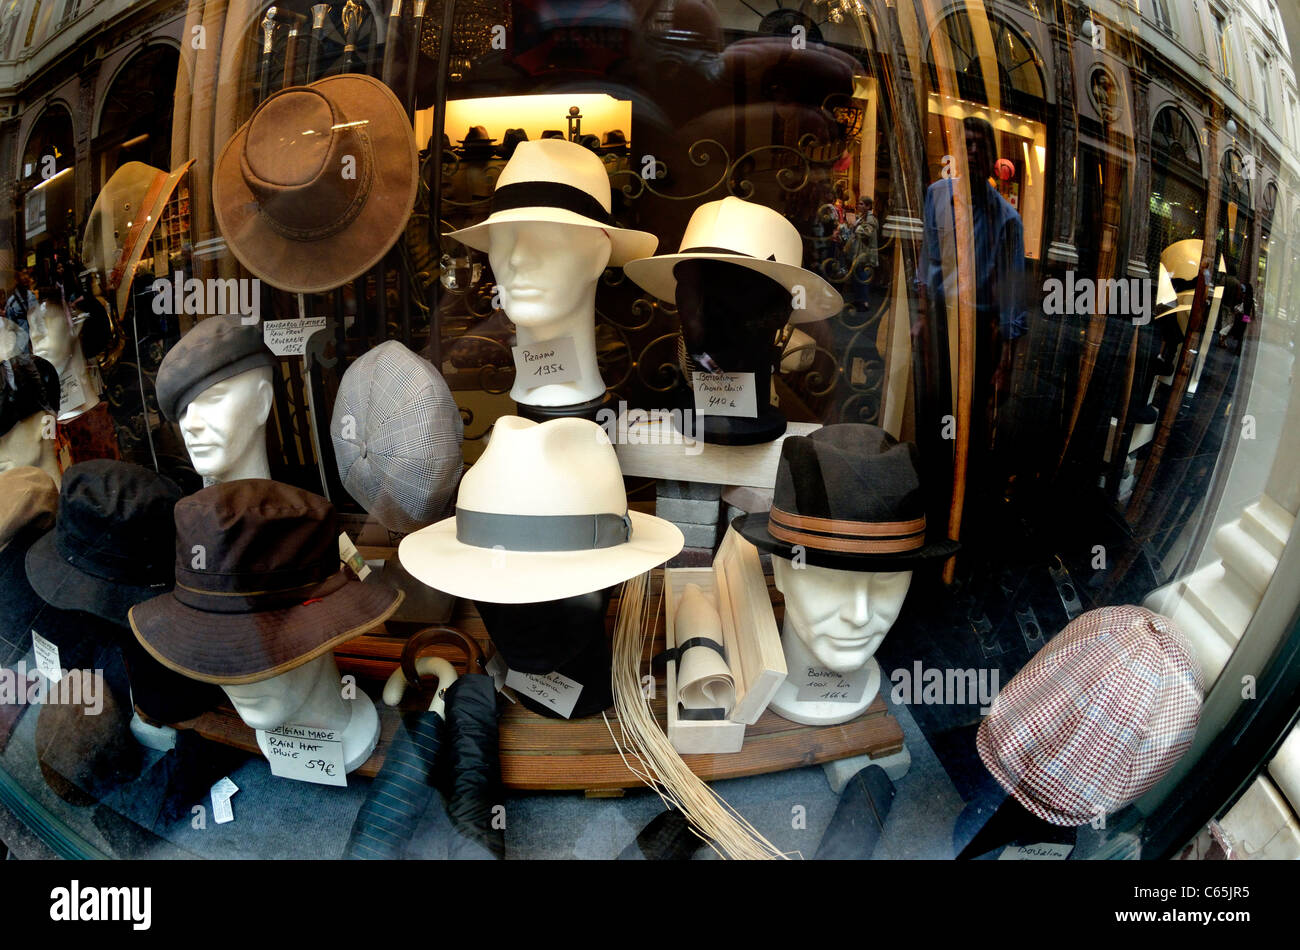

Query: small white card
[[794, 664, 871, 704], [263, 317, 327, 356], [692, 372, 758, 418], [505, 669, 582, 719], [260, 724, 348, 787], [512, 337, 581, 389], [31, 630, 62, 683], [998, 842, 1074, 861], [57, 370, 86, 414], [338, 532, 371, 581], [484, 653, 516, 702], [211, 776, 239, 824]]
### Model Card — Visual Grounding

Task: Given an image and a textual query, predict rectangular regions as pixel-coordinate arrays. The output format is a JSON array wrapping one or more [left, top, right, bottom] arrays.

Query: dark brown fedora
[[213, 74, 418, 294], [734, 424, 958, 572], [129, 479, 402, 685]]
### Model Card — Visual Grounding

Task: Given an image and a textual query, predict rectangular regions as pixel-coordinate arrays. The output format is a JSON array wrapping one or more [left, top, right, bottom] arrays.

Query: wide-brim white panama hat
[[398, 416, 683, 604], [444, 139, 658, 267], [623, 196, 843, 323]]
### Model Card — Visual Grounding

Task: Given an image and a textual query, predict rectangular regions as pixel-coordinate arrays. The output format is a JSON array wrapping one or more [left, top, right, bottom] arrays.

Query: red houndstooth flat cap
[[977, 605, 1204, 827]]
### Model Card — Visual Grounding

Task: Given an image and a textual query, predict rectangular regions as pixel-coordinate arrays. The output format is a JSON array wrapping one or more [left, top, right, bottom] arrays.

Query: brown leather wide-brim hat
[[213, 74, 418, 294], [128, 479, 403, 685]]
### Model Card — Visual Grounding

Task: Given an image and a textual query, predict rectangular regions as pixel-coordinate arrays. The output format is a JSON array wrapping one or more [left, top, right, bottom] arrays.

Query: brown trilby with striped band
[[733, 424, 958, 571]]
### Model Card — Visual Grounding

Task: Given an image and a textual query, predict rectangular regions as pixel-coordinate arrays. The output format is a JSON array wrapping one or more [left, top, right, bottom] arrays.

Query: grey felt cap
[[155, 315, 277, 421], [331, 341, 463, 534]]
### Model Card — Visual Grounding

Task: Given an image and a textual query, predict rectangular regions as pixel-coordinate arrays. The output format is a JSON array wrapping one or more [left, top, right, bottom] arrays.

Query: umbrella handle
[[383, 656, 458, 716]]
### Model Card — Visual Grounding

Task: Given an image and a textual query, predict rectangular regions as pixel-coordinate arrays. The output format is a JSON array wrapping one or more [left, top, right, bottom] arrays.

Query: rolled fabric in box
[[675, 584, 735, 717]]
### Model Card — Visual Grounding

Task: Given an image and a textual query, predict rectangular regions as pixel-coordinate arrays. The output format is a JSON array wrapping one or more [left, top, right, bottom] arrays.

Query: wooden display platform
[[185, 571, 905, 791]]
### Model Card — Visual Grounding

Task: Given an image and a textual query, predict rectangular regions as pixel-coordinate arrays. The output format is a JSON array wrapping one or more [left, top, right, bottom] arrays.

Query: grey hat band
[[455, 508, 631, 552], [170, 348, 277, 421]]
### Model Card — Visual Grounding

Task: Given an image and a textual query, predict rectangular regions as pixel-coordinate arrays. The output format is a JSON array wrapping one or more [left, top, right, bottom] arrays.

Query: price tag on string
[[794, 664, 872, 704], [504, 669, 582, 719], [260, 724, 347, 786], [57, 370, 86, 415], [263, 317, 327, 357], [512, 337, 580, 389], [31, 630, 63, 683], [211, 776, 239, 824], [692, 372, 757, 418]]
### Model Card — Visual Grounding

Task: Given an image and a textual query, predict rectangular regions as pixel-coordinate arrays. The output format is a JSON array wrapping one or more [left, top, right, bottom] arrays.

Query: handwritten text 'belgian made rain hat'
[[213, 73, 418, 294], [398, 416, 683, 604], [444, 138, 657, 266]]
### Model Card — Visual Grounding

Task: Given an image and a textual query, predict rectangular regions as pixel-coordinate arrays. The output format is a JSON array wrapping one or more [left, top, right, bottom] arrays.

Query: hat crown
[[239, 86, 367, 238], [457, 416, 626, 519], [678, 196, 803, 266], [56, 460, 181, 584], [174, 479, 339, 596], [495, 139, 613, 214], [774, 424, 924, 527]]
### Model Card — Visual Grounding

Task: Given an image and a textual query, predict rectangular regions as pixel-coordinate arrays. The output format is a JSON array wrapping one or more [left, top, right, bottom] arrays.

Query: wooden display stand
[[185, 570, 905, 792]]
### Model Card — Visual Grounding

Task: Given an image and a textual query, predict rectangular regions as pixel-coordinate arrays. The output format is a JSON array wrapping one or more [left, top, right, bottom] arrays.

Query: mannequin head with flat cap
[[0, 354, 62, 486]]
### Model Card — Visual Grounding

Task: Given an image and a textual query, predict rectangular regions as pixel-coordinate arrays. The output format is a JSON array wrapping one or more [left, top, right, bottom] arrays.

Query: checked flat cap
[[155, 315, 277, 421]]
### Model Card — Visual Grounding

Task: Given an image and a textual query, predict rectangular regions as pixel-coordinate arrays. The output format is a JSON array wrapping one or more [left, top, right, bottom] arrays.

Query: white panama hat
[[398, 416, 683, 604], [444, 139, 658, 267], [623, 196, 844, 324]]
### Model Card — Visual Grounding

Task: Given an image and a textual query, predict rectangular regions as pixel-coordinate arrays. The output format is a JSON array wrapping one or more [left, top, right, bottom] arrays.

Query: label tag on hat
[[263, 317, 327, 357], [260, 724, 348, 787], [693, 372, 758, 418], [57, 369, 86, 414], [211, 776, 239, 824], [484, 653, 517, 703], [794, 664, 871, 704], [31, 631, 62, 683], [512, 337, 581, 389], [338, 532, 371, 581], [504, 669, 582, 719], [998, 842, 1073, 860]]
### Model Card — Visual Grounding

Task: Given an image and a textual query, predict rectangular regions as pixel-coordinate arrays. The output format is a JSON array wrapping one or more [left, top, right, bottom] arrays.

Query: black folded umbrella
[[814, 765, 897, 860]]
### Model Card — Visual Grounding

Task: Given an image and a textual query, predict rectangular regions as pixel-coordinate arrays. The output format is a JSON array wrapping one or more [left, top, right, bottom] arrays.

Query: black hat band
[[491, 180, 613, 225]]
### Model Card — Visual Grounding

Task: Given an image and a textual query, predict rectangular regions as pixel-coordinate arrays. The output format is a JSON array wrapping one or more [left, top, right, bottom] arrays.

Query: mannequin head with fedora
[[446, 140, 657, 417], [736, 424, 957, 725], [130, 480, 402, 771], [625, 197, 843, 445], [0, 353, 62, 486], [156, 315, 278, 485], [28, 286, 97, 422], [400, 416, 683, 718]]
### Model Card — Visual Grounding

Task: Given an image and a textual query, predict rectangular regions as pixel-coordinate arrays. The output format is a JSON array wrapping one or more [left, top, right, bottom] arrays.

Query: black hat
[[154, 315, 276, 422], [734, 424, 959, 571], [0, 354, 59, 438], [26, 460, 182, 625], [497, 128, 529, 159]]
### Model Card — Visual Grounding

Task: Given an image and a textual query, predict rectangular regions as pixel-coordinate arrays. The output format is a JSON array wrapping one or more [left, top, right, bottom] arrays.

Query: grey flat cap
[[332, 341, 463, 534], [155, 315, 277, 421]]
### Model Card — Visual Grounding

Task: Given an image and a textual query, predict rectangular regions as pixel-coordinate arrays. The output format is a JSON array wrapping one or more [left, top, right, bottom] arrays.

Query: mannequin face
[[773, 558, 912, 673], [179, 366, 274, 480], [674, 259, 791, 371], [222, 656, 324, 731], [29, 302, 74, 369], [0, 413, 54, 473], [488, 221, 611, 328]]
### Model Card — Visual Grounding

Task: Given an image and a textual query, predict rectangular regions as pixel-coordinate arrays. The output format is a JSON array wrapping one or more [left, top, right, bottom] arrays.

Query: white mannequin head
[[772, 557, 912, 673], [29, 299, 78, 374], [222, 652, 340, 732], [179, 365, 274, 483], [489, 221, 611, 329], [0, 318, 27, 360], [0, 411, 60, 485]]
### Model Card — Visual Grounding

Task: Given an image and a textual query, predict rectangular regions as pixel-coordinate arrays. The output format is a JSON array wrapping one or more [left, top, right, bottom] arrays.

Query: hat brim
[[732, 513, 958, 572], [397, 510, 684, 604], [445, 207, 658, 267], [213, 74, 418, 294], [109, 159, 195, 318], [623, 252, 844, 324], [25, 530, 167, 627], [128, 572, 402, 685], [976, 723, 1086, 826]]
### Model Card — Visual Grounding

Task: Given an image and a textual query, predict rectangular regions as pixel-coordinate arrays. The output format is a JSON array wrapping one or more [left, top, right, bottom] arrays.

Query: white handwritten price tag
[[260, 724, 347, 786], [210, 776, 239, 824], [512, 336, 580, 389], [57, 370, 86, 414], [31, 630, 62, 683], [484, 653, 516, 702], [262, 317, 327, 356], [999, 842, 1073, 860], [504, 669, 583, 718], [692, 372, 758, 418], [794, 664, 871, 704]]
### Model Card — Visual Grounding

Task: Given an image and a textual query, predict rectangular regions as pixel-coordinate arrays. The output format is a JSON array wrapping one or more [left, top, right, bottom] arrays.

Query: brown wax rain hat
[[213, 74, 418, 294], [129, 479, 402, 685], [82, 159, 195, 318]]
